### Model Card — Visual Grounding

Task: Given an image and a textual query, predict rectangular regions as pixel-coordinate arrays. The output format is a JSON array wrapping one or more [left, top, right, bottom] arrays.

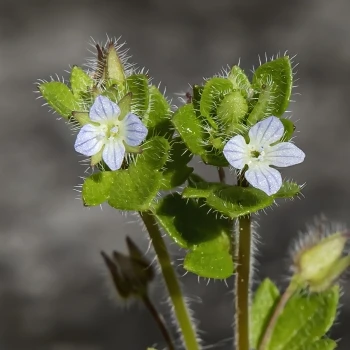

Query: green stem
[[142, 295, 175, 350], [140, 211, 200, 350], [258, 279, 298, 350], [235, 214, 252, 350]]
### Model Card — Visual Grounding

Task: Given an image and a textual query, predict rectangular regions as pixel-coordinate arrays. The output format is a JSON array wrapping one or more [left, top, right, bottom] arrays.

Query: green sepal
[[82, 137, 169, 210], [192, 84, 204, 116], [153, 194, 233, 278], [70, 66, 93, 99], [228, 65, 251, 92], [118, 93, 132, 120], [106, 42, 126, 83], [201, 152, 229, 167], [160, 137, 193, 190], [206, 185, 274, 218], [72, 111, 91, 126], [252, 56, 293, 117], [172, 104, 206, 156], [126, 74, 149, 117], [280, 118, 295, 141], [200, 77, 233, 128], [247, 85, 272, 126], [273, 181, 301, 199], [250, 278, 280, 349], [102, 84, 120, 103], [182, 182, 228, 199], [146, 85, 173, 139], [266, 286, 339, 350], [39, 81, 80, 118]]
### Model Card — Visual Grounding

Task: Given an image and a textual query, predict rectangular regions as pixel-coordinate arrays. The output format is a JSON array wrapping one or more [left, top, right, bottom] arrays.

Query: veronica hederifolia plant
[[37, 37, 349, 350]]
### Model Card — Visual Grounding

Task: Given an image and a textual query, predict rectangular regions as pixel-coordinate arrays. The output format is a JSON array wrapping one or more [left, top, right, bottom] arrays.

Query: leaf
[[252, 56, 293, 117], [182, 182, 227, 199], [126, 74, 150, 117], [161, 138, 193, 190], [146, 85, 173, 139], [206, 185, 274, 218], [200, 77, 233, 128], [192, 84, 204, 116], [39, 81, 80, 118], [154, 194, 233, 278], [70, 66, 93, 98], [172, 104, 206, 156], [250, 278, 280, 349], [273, 181, 301, 199], [83, 137, 169, 210], [184, 231, 233, 279], [266, 286, 339, 350]]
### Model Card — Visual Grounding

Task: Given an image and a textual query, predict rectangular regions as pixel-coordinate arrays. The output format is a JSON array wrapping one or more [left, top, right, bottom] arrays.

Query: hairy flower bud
[[293, 229, 350, 292], [101, 237, 154, 299]]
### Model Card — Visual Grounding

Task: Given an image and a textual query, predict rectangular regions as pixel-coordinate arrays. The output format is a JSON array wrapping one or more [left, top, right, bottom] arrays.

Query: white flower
[[223, 116, 305, 195], [74, 95, 148, 170]]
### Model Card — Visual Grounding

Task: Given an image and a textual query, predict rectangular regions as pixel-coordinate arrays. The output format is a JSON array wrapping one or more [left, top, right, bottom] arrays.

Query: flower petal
[[74, 124, 105, 156], [122, 113, 148, 146], [265, 142, 305, 167], [249, 116, 284, 147], [102, 139, 125, 170], [245, 164, 282, 195], [89, 95, 121, 122], [223, 135, 248, 169]]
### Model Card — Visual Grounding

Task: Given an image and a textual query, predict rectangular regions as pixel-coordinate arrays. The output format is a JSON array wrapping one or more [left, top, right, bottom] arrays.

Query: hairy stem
[[258, 279, 298, 350], [140, 211, 200, 350], [235, 214, 252, 350], [218, 166, 226, 184], [142, 295, 175, 350]]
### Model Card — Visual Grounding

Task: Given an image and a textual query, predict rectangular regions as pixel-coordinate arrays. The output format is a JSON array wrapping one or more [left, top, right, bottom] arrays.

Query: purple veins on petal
[[245, 165, 282, 196], [249, 116, 284, 147], [265, 142, 306, 167], [89, 95, 121, 122], [74, 124, 105, 156], [123, 113, 148, 146], [223, 135, 247, 170], [102, 139, 126, 171]]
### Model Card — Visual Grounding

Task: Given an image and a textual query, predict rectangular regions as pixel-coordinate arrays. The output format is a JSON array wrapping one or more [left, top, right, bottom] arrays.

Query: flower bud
[[101, 236, 154, 299], [293, 230, 350, 292]]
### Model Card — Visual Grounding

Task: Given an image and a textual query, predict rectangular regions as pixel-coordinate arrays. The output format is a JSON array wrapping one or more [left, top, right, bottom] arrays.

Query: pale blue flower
[[223, 116, 305, 195], [74, 95, 148, 170]]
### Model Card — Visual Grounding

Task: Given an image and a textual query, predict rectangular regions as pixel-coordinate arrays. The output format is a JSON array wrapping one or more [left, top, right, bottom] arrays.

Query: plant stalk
[[235, 214, 252, 350], [140, 211, 200, 350]]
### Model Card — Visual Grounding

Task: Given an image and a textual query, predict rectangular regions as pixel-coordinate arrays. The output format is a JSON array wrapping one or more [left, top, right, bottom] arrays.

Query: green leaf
[[206, 186, 274, 218], [161, 138, 193, 190], [200, 77, 233, 128], [126, 74, 149, 117], [172, 104, 206, 156], [250, 278, 280, 349], [192, 84, 204, 116], [280, 118, 295, 141], [39, 81, 80, 118], [266, 286, 339, 350], [252, 56, 293, 117], [273, 181, 301, 199], [184, 231, 233, 279], [70, 66, 93, 98], [247, 86, 272, 125], [146, 85, 173, 139], [154, 194, 233, 278], [228, 65, 251, 92], [83, 137, 169, 210], [182, 182, 227, 199], [307, 339, 337, 350]]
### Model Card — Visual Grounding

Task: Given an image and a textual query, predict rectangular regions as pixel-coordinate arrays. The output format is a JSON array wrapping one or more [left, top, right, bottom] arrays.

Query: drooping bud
[[293, 229, 350, 292], [101, 236, 154, 299]]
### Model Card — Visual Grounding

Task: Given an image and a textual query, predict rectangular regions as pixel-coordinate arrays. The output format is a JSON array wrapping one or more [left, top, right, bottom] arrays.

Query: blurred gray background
[[1, 0, 350, 349]]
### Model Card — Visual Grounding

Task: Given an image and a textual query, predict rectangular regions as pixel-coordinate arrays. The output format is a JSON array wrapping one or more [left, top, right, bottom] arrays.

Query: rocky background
[[1, 0, 350, 349]]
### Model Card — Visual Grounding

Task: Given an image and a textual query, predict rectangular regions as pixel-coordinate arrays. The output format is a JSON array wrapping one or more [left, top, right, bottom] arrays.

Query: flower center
[[251, 150, 260, 158]]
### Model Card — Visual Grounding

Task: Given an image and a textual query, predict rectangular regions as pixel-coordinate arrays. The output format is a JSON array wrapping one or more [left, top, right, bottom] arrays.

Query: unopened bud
[[294, 231, 350, 292], [101, 236, 154, 299]]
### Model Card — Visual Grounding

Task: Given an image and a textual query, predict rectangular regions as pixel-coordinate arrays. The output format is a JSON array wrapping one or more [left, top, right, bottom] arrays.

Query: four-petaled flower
[[74, 95, 148, 170], [223, 116, 305, 195]]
